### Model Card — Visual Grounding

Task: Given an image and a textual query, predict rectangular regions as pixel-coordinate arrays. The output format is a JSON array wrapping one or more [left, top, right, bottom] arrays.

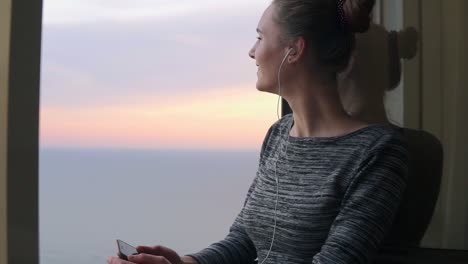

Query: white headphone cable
[[276, 48, 293, 120], [260, 48, 292, 264]]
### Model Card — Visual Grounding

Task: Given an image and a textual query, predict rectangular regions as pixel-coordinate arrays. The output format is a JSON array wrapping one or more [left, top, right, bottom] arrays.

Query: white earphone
[[259, 47, 295, 264], [276, 48, 294, 119]]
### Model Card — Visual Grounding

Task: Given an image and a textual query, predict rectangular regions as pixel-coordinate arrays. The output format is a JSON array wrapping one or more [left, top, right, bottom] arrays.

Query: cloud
[[40, 0, 274, 149], [40, 2, 267, 107], [43, 0, 269, 26], [40, 83, 279, 150]]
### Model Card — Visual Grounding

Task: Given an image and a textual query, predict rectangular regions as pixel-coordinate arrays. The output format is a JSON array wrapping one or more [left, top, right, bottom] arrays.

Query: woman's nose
[[248, 47, 255, 59]]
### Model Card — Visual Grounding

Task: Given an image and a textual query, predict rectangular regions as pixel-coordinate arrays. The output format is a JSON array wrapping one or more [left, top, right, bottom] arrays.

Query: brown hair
[[272, 0, 375, 75]]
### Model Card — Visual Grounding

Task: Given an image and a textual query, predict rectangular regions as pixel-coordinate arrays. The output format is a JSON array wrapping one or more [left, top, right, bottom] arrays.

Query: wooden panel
[[440, 0, 461, 249], [463, 1, 468, 247], [403, 0, 422, 129], [417, 0, 445, 249], [417, 0, 468, 251], [421, 0, 442, 137], [0, 0, 11, 263], [382, 0, 404, 125], [441, 0, 468, 249], [7, 0, 43, 263]]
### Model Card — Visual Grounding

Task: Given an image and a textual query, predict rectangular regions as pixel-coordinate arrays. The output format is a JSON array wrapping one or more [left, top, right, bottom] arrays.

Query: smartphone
[[116, 239, 139, 260]]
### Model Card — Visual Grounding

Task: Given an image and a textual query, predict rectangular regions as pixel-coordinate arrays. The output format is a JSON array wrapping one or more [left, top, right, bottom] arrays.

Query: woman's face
[[249, 4, 288, 94]]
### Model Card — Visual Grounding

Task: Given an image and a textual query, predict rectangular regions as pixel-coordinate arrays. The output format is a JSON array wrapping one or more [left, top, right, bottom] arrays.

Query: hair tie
[[337, 0, 347, 29]]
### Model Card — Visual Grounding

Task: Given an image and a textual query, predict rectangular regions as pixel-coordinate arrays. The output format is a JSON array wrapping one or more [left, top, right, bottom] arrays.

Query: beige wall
[[400, 0, 468, 250], [418, 0, 445, 247], [463, 3, 468, 246], [0, 0, 11, 262], [403, 0, 422, 130], [381, 0, 405, 126], [439, 0, 468, 249], [406, 0, 468, 250], [372, 0, 405, 126]]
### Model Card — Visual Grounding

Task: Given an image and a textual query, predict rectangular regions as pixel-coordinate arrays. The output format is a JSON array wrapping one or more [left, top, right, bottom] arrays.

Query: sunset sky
[[40, 0, 278, 150]]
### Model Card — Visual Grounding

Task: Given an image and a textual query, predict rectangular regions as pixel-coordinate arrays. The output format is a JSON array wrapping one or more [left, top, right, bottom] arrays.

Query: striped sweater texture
[[189, 114, 408, 264]]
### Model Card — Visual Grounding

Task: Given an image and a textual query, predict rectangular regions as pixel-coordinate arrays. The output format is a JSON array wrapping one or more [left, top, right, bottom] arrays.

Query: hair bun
[[343, 0, 375, 33]]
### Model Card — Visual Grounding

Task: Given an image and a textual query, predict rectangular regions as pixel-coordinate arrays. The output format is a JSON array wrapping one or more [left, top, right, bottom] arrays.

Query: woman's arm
[[312, 134, 408, 264], [185, 178, 258, 264], [181, 256, 198, 264], [184, 125, 276, 264]]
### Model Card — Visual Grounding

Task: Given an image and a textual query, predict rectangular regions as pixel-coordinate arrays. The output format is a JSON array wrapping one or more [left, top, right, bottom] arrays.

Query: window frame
[[0, 0, 43, 263]]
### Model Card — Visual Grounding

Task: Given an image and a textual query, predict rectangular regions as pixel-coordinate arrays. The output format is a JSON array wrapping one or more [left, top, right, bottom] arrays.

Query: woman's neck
[[337, 78, 389, 124], [283, 76, 367, 138]]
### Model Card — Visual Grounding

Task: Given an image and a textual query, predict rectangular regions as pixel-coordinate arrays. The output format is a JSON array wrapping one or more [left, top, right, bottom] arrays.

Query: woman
[[108, 0, 408, 263]]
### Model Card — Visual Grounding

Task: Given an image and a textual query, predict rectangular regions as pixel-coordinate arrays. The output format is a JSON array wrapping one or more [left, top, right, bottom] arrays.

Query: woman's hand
[[107, 254, 171, 264], [107, 245, 192, 264]]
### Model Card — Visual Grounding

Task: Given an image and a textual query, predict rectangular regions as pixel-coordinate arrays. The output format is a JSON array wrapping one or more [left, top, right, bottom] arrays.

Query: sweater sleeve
[[187, 182, 258, 264], [311, 134, 408, 264], [187, 126, 276, 264]]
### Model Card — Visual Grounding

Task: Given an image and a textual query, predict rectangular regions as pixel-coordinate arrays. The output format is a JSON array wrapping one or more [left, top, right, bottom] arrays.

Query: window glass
[[39, 1, 275, 262]]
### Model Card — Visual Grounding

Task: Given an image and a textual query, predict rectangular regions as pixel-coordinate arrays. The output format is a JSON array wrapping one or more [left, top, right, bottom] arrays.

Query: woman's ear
[[287, 36, 306, 63]]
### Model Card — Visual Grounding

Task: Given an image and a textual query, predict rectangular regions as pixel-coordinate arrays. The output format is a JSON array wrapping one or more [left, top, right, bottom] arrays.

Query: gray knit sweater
[[189, 114, 408, 264]]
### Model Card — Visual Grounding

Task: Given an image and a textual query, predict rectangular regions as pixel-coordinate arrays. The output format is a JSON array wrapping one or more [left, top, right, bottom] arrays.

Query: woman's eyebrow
[[256, 28, 264, 34]]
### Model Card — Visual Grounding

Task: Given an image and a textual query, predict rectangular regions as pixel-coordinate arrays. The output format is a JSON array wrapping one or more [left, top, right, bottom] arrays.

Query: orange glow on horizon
[[40, 84, 279, 150]]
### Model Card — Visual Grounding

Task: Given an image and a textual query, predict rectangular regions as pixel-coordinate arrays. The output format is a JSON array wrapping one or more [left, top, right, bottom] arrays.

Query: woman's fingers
[[136, 245, 164, 255], [136, 245, 176, 257], [128, 253, 171, 264], [107, 256, 134, 264], [135, 245, 182, 264]]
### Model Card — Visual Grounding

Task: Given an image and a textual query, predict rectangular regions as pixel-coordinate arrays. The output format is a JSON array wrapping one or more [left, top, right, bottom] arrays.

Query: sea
[[39, 148, 260, 264]]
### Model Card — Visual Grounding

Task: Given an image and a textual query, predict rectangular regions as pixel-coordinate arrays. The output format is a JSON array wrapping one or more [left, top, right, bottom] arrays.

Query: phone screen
[[116, 239, 139, 260]]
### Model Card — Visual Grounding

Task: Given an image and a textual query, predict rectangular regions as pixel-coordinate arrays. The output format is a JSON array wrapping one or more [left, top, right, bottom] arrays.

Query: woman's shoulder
[[259, 114, 293, 157], [263, 113, 293, 140], [270, 113, 293, 130], [362, 123, 407, 150], [333, 122, 409, 167], [356, 123, 409, 169], [341, 121, 406, 147], [264, 114, 407, 151]]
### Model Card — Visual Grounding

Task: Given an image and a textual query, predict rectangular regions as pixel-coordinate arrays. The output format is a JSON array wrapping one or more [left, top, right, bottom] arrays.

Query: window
[[39, 0, 277, 262], [2, 0, 465, 263]]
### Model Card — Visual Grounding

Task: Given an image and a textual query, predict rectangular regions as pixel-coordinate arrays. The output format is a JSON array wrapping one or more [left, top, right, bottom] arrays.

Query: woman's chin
[[256, 84, 277, 94], [256, 81, 269, 91]]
